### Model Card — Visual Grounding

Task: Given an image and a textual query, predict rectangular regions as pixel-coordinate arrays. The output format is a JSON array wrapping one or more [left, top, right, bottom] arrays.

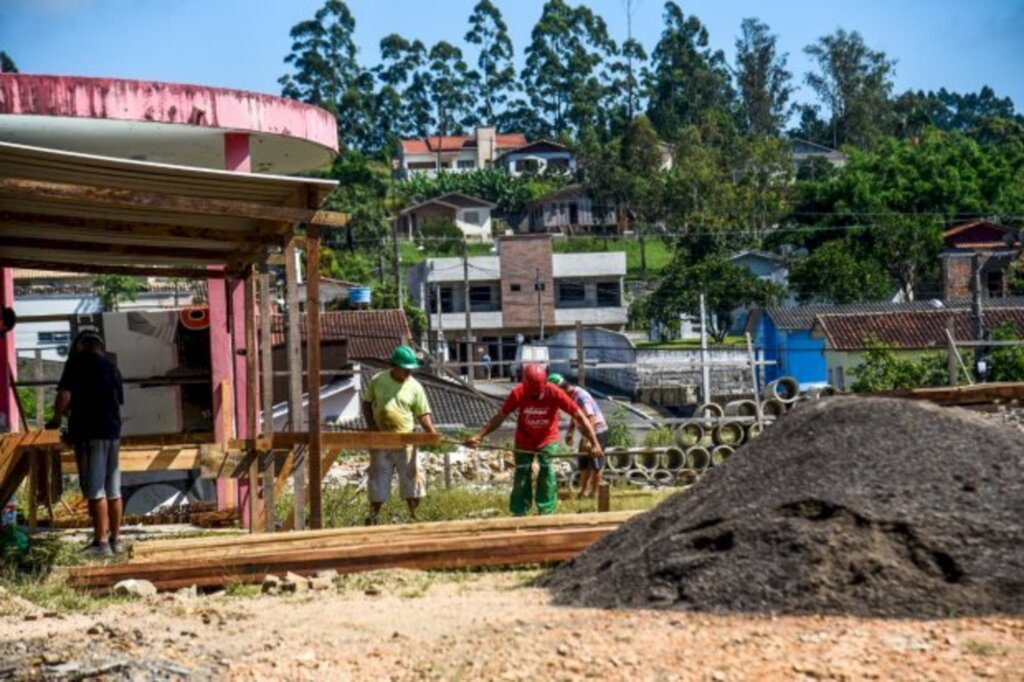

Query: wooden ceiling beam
[[0, 235, 228, 260], [0, 178, 350, 227], [0, 257, 223, 279], [0, 210, 284, 244]]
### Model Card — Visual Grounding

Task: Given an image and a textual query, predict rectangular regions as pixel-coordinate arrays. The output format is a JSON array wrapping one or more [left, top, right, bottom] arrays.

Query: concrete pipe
[[652, 470, 675, 485], [763, 377, 799, 404], [676, 469, 699, 486], [711, 445, 736, 467], [695, 403, 724, 420], [661, 446, 687, 472], [568, 470, 582, 491], [685, 446, 711, 472], [626, 469, 652, 485], [806, 385, 837, 400], [712, 422, 745, 446], [675, 422, 704, 448], [636, 450, 661, 472], [605, 447, 633, 473], [746, 423, 764, 441], [761, 399, 786, 419], [723, 399, 759, 417]]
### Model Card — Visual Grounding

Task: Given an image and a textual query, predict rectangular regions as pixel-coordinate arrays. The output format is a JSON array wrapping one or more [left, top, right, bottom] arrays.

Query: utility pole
[[390, 156, 403, 304], [535, 268, 545, 340], [972, 253, 988, 381], [462, 242, 474, 386], [575, 320, 586, 386], [422, 264, 432, 358], [699, 293, 711, 404], [946, 315, 958, 386]]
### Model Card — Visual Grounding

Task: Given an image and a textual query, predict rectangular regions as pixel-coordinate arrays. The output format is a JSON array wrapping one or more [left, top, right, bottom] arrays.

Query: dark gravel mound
[[542, 397, 1024, 617]]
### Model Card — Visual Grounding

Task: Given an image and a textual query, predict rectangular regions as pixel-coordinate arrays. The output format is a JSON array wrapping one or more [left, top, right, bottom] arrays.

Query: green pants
[[510, 444, 558, 516]]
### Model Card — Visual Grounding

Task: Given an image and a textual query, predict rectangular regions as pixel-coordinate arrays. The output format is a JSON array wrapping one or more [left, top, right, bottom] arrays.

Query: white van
[[512, 344, 550, 381]]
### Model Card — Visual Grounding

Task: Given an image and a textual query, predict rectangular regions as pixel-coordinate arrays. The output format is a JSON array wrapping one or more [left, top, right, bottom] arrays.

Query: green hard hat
[[547, 372, 565, 386], [390, 344, 420, 370]]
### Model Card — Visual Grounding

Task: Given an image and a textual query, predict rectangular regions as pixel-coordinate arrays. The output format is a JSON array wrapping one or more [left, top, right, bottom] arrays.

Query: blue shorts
[[75, 439, 121, 500]]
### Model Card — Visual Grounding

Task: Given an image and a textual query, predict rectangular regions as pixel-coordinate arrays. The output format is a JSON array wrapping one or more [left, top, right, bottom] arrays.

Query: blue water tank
[[349, 286, 372, 306]]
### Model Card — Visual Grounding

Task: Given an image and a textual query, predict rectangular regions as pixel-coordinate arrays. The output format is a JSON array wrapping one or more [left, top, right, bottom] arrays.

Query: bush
[[415, 217, 464, 255], [642, 426, 675, 447], [850, 339, 949, 392], [605, 409, 635, 447]]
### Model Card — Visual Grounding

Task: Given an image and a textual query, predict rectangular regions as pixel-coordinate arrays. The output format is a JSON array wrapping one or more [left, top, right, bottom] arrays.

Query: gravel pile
[[542, 397, 1024, 617]]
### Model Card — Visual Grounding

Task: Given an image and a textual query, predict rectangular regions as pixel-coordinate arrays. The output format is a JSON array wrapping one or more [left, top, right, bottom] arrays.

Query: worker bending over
[[548, 373, 608, 498], [466, 364, 603, 516]]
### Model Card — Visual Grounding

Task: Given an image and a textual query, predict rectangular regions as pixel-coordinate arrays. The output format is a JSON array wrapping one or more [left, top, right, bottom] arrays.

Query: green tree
[[986, 322, 1024, 382], [399, 167, 568, 214], [427, 41, 476, 135], [893, 86, 1021, 138], [646, 2, 733, 138], [415, 217, 464, 255], [372, 34, 429, 143], [734, 18, 793, 136], [522, 0, 617, 136], [279, 0, 374, 149], [94, 275, 142, 312], [788, 238, 893, 303], [0, 51, 17, 73], [647, 253, 784, 340], [804, 28, 896, 148], [850, 341, 947, 392], [464, 0, 517, 125]]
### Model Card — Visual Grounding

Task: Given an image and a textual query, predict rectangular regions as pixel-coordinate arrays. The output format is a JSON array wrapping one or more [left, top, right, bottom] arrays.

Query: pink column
[[0, 268, 17, 433], [222, 133, 260, 528]]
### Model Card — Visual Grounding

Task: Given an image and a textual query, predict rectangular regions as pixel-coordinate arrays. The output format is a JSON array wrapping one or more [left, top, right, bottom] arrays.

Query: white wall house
[[399, 127, 527, 177], [399, 193, 496, 243], [494, 140, 576, 178]]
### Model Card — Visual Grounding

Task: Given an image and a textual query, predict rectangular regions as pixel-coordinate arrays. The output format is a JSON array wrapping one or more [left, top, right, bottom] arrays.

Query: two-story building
[[398, 126, 527, 177], [940, 219, 1022, 300], [407, 234, 627, 376]]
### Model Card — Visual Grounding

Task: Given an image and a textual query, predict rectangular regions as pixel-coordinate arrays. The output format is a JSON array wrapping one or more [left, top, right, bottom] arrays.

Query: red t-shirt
[[501, 384, 580, 451]]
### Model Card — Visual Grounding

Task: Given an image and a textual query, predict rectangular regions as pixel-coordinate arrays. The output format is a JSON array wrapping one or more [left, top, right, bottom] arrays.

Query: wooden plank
[[872, 381, 1024, 405], [259, 267, 276, 533], [284, 234, 305, 530], [244, 267, 262, 534], [59, 448, 204, 473], [132, 511, 638, 558], [0, 257, 222, 280], [0, 177, 350, 227], [306, 221, 322, 529], [71, 526, 617, 592]]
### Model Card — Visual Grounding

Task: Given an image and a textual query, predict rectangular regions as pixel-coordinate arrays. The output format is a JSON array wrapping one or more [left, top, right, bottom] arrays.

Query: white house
[[398, 127, 527, 177], [494, 140, 575, 177], [399, 193, 496, 243]]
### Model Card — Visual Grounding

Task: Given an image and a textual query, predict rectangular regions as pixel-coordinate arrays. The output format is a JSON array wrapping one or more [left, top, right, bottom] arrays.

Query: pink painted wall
[[0, 268, 17, 434], [0, 74, 338, 152]]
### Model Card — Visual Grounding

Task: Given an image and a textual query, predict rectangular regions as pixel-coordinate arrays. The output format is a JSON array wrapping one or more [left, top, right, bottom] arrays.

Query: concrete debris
[[281, 572, 309, 594], [112, 579, 158, 599], [262, 575, 282, 595]]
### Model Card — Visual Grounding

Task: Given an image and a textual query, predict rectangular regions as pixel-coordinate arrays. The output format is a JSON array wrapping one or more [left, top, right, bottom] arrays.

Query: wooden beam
[[306, 221, 323, 529], [0, 257, 223, 280], [0, 235, 230, 260], [284, 234, 306, 530], [0, 210, 286, 244], [0, 177, 350, 226], [244, 267, 262, 534], [259, 267, 276, 533], [0, 245, 224, 268]]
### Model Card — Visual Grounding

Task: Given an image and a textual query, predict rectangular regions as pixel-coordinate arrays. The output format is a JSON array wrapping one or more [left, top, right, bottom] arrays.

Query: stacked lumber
[[68, 511, 638, 594]]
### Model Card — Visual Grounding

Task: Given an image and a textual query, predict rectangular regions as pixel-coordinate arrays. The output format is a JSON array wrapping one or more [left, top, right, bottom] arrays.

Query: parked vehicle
[[512, 344, 550, 381]]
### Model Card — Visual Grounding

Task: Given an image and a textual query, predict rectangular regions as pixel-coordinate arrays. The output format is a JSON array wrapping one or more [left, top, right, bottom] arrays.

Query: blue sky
[[2, 0, 1022, 112]]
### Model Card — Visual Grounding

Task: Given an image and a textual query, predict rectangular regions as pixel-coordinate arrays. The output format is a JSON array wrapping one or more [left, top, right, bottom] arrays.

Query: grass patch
[[963, 640, 1008, 657], [399, 241, 495, 266], [552, 236, 674, 280], [224, 583, 261, 598], [635, 336, 748, 349]]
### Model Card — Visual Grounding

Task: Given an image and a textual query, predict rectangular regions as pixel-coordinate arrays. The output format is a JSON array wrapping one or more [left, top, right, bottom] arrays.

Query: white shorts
[[368, 447, 425, 504]]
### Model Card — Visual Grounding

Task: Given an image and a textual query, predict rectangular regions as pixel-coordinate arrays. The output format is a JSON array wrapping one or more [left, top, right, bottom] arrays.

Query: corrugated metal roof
[[764, 299, 1024, 330]]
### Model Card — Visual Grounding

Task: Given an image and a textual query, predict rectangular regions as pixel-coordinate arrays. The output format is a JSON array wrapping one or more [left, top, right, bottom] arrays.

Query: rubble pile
[[542, 397, 1024, 617]]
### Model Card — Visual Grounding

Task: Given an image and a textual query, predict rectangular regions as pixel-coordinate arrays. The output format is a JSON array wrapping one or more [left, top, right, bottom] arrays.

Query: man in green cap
[[362, 345, 437, 524]]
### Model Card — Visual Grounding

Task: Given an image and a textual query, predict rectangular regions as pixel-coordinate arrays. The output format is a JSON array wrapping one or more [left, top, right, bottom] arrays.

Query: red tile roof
[[401, 133, 527, 155], [815, 308, 1024, 351], [270, 310, 411, 361]]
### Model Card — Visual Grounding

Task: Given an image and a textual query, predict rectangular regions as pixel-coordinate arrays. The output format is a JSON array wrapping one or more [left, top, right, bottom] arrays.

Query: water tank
[[349, 286, 372, 306]]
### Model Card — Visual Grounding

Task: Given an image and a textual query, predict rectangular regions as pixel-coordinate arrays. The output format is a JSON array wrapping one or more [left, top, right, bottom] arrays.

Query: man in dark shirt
[[47, 330, 124, 557]]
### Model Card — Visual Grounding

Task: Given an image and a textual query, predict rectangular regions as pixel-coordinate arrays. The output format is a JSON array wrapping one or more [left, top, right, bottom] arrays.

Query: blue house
[[750, 301, 982, 388]]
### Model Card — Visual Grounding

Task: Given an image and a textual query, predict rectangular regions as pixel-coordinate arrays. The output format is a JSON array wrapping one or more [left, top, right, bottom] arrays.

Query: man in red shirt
[[466, 364, 603, 515]]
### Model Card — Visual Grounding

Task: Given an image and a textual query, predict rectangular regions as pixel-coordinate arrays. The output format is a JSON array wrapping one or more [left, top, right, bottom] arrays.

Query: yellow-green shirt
[[363, 371, 431, 433]]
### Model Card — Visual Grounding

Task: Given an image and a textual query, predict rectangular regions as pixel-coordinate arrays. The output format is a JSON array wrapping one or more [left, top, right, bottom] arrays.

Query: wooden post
[[444, 451, 452, 490], [947, 316, 958, 387], [306, 224, 323, 529], [284, 235, 306, 530], [259, 267, 276, 533], [745, 332, 764, 431], [34, 350, 44, 429], [244, 267, 261, 533], [597, 481, 610, 513], [27, 450, 37, 532], [575, 320, 586, 386]]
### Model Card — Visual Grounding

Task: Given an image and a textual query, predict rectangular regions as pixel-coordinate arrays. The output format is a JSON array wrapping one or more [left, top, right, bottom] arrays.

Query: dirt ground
[[1, 570, 1022, 681]]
